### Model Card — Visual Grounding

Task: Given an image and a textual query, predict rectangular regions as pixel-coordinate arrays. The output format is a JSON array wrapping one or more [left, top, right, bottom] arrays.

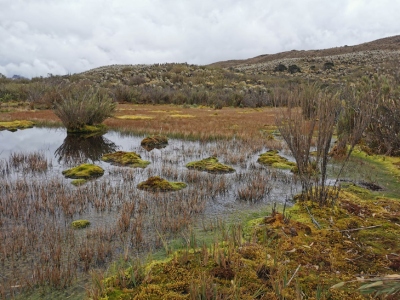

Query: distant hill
[[2, 35, 399, 109], [209, 35, 400, 68]]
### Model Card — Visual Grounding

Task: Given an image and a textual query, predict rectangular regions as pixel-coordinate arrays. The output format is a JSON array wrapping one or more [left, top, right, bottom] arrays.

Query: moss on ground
[[257, 150, 296, 170], [97, 189, 400, 299], [116, 115, 154, 120], [186, 157, 235, 174], [62, 163, 104, 179], [137, 176, 187, 192], [169, 114, 195, 118], [140, 135, 168, 150], [0, 120, 34, 131], [71, 219, 90, 229], [102, 151, 150, 168]]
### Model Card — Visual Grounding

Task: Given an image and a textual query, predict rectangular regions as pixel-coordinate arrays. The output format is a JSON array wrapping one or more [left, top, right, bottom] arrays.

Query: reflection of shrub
[[55, 134, 118, 165], [54, 85, 116, 131]]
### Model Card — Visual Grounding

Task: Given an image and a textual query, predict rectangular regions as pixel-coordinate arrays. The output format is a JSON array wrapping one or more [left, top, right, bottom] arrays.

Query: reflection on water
[[55, 133, 118, 165]]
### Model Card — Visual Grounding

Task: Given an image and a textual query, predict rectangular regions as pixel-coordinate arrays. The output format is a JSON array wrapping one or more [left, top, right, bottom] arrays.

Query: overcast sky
[[0, 0, 399, 78]]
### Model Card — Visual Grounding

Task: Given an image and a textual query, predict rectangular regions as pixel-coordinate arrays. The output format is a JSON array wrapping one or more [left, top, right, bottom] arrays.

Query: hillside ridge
[[209, 35, 400, 68]]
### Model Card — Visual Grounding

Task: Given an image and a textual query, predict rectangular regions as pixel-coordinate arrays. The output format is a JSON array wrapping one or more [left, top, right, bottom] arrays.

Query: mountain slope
[[209, 35, 400, 68]]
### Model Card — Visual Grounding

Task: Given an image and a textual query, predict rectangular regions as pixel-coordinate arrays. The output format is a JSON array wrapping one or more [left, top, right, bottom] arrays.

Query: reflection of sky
[[0, 128, 146, 163], [0, 128, 66, 158]]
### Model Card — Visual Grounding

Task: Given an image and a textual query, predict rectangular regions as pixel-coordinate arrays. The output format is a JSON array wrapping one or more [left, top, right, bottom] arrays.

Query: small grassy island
[[62, 163, 104, 179], [257, 150, 297, 170], [140, 135, 169, 150], [137, 176, 187, 192], [71, 219, 91, 229], [186, 157, 235, 174], [102, 151, 150, 168], [0, 120, 34, 131]]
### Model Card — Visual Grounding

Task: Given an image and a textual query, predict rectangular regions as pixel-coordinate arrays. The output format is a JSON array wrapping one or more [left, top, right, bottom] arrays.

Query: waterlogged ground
[[0, 127, 299, 299]]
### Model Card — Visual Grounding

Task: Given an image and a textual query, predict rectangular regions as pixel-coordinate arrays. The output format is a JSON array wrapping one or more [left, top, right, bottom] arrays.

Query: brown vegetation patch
[[140, 135, 168, 151], [340, 200, 371, 217], [137, 176, 187, 192]]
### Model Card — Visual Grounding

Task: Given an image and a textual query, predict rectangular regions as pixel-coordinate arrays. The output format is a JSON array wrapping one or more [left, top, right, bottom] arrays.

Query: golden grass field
[[1, 104, 279, 141]]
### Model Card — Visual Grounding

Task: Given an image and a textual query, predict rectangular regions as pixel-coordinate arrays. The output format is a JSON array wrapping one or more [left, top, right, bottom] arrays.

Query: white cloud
[[0, 0, 399, 78]]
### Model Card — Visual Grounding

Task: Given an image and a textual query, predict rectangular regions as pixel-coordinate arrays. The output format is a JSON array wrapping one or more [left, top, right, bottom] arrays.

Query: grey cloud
[[0, 0, 399, 78]]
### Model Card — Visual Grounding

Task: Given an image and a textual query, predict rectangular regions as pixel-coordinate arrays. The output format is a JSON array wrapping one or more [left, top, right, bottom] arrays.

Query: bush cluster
[[54, 84, 116, 131]]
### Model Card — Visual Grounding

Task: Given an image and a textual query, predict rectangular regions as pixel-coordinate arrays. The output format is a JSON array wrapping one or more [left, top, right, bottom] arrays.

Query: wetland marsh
[[0, 125, 298, 299]]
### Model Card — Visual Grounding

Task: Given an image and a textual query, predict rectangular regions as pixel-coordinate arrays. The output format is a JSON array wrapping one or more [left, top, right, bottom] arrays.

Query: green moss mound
[[257, 150, 296, 169], [186, 157, 235, 174], [62, 163, 104, 179], [102, 151, 150, 168], [71, 219, 90, 229], [137, 176, 187, 192], [140, 135, 168, 150], [66, 124, 107, 135], [0, 120, 34, 131]]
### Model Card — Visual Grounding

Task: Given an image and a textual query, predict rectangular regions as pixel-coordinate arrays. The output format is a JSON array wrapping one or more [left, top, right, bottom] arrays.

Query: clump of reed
[[9, 151, 50, 173]]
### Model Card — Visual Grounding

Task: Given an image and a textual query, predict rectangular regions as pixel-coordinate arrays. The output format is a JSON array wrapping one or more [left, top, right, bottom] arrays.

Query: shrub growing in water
[[54, 84, 116, 132]]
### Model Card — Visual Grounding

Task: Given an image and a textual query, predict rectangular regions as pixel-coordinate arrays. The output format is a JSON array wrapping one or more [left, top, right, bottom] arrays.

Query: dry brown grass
[[1, 104, 278, 141]]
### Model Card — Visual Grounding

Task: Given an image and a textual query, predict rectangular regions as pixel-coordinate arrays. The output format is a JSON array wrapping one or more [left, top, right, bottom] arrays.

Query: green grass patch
[[71, 219, 91, 229], [0, 120, 34, 131], [116, 115, 154, 120], [62, 163, 104, 179], [257, 150, 296, 170], [334, 148, 400, 198], [169, 114, 195, 118], [102, 151, 150, 168], [186, 157, 235, 174]]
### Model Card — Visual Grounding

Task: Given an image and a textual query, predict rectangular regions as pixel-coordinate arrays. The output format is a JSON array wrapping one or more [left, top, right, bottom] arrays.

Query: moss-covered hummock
[[137, 176, 187, 192], [66, 124, 107, 135], [98, 191, 400, 299], [0, 120, 34, 132], [186, 157, 235, 174], [102, 151, 150, 168], [71, 219, 90, 229], [62, 163, 104, 179], [140, 135, 168, 150], [257, 150, 296, 169]]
